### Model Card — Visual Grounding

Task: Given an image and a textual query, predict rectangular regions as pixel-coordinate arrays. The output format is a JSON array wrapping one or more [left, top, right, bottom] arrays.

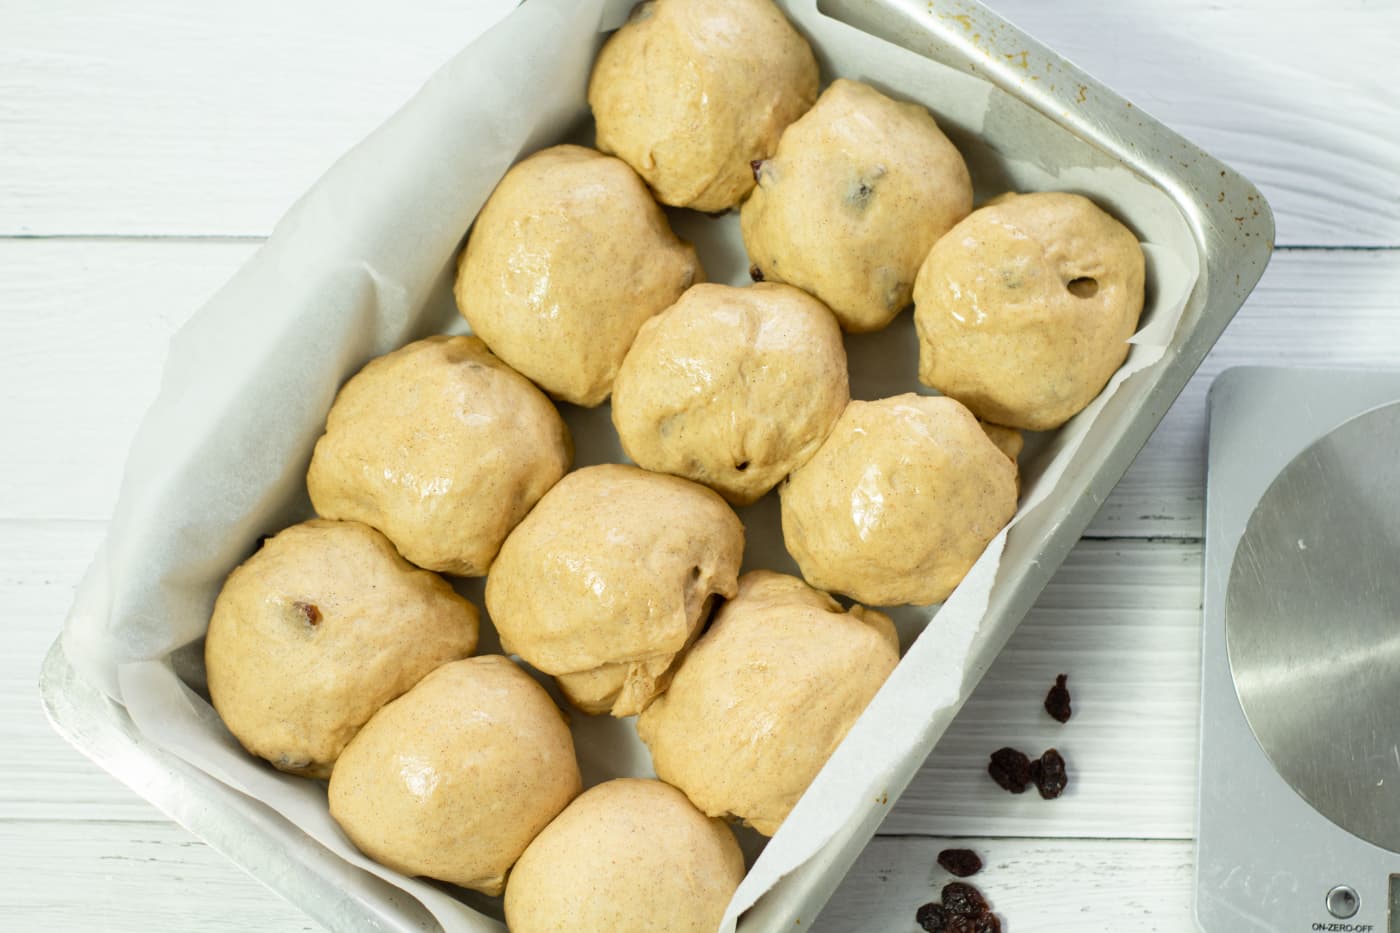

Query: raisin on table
[[915, 901, 948, 932], [1030, 748, 1069, 799], [937, 848, 983, 878], [1044, 673, 1072, 722], [987, 747, 1032, 794], [942, 881, 989, 916], [972, 910, 1003, 933]]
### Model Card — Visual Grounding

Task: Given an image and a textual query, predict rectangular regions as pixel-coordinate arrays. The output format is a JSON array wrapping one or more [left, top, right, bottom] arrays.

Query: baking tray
[[42, 0, 1274, 929]]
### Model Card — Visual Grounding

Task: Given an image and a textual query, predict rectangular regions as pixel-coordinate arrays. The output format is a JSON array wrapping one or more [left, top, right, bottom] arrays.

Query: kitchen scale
[[1198, 367, 1400, 932]]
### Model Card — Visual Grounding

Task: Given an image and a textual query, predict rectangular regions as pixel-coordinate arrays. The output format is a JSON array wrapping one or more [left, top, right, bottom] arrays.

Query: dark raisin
[[937, 848, 982, 877], [972, 911, 1003, 933], [942, 882, 988, 917], [294, 601, 322, 627], [987, 747, 1032, 794], [944, 917, 976, 933], [1030, 748, 1068, 799], [750, 159, 765, 182], [749, 264, 765, 282], [1044, 673, 1072, 723], [915, 901, 948, 931]]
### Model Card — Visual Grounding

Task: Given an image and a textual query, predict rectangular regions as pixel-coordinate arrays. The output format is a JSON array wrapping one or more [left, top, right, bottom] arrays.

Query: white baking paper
[[62, 0, 1200, 929]]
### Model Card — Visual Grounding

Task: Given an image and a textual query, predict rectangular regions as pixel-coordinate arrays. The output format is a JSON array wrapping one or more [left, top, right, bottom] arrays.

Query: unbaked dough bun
[[327, 656, 581, 895], [485, 464, 744, 717], [589, 0, 819, 212], [611, 282, 848, 505], [306, 336, 571, 577], [637, 570, 898, 835], [454, 144, 701, 406], [913, 191, 1146, 430], [741, 78, 972, 332], [205, 520, 479, 778], [504, 778, 744, 933], [780, 394, 1017, 606]]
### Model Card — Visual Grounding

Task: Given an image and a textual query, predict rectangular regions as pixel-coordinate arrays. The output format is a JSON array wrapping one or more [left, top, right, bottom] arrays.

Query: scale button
[[1325, 885, 1359, 919]]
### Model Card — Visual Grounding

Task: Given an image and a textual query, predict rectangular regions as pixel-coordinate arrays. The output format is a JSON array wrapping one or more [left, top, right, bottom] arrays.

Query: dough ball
[[589, 0, 818, 212], [637, 571, 898, 835], [612, 282, 848, 506], [742, 79, 972, 332], [980, 420, 1023, 497], [780, 394, 1017, 606], [328, 656, 581, 895], [454, 145, 701, 406], [205, 520, 479, 778], [504, 779, 744, 933], [913, 191, 1146, 430], [980, 421, 1024, 464], [307, 336, 571, 577], [486, 464, 743, 717]]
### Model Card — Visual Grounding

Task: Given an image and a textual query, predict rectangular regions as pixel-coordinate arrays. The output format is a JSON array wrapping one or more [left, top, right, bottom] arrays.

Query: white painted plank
[[0, 240, 255, 522], [885, 539, 1202, 839], [2, 1, 1397, 245], [1082, 248, 1400, 538], [0, 0, 518, 238], [815, 836, 1195, 932], [0, 819, 319, 932], [3, 240, 1395, 535], [0, 520, 167, 822], [0, 821, 1195, 933], [986, 0, 1400, 247]]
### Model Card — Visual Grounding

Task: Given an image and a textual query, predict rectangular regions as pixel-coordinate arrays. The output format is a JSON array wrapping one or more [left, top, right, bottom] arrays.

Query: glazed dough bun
[[454, 145, 701, 406], [742, 79, 972, 332], [980, 421, 1024, 464], [485, 464, 744, 717], [611, 282, 848, 506], [980, 419, 1024, 495], [504, 779, 744, 933], [589, 0, 818, 212], [780, 395, 1018, 606], [205, 520, 478, 778], [328, 656, 581, 895], [637, 571, 898, 835], [913, 191, 1146, 430], [306, 336, 570, 577]]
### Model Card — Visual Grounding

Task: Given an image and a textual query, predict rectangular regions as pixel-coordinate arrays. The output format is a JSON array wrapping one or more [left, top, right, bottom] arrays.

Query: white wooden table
[[3, 2, 1397, 929]]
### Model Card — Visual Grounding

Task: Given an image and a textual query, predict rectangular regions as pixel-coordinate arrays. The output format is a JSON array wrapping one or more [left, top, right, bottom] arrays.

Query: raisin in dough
[[205, 520, 479, 778], [913, 191, 1146, 430], [307, 336, 571, 577], [589, 0, 818, 212], [742, 79, 972, 332], [611, 282, 848, 505], [454, 145, 701, 406], [637, 571, 898, 835], [328, 656, 581, 895], [780, 395, 1017, 606], [485, 464, 744, 716], [504, 779, 744, 933]]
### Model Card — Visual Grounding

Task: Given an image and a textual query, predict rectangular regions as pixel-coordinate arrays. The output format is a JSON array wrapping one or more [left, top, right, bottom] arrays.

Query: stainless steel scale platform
[[1198, 367, 1400, 932]]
